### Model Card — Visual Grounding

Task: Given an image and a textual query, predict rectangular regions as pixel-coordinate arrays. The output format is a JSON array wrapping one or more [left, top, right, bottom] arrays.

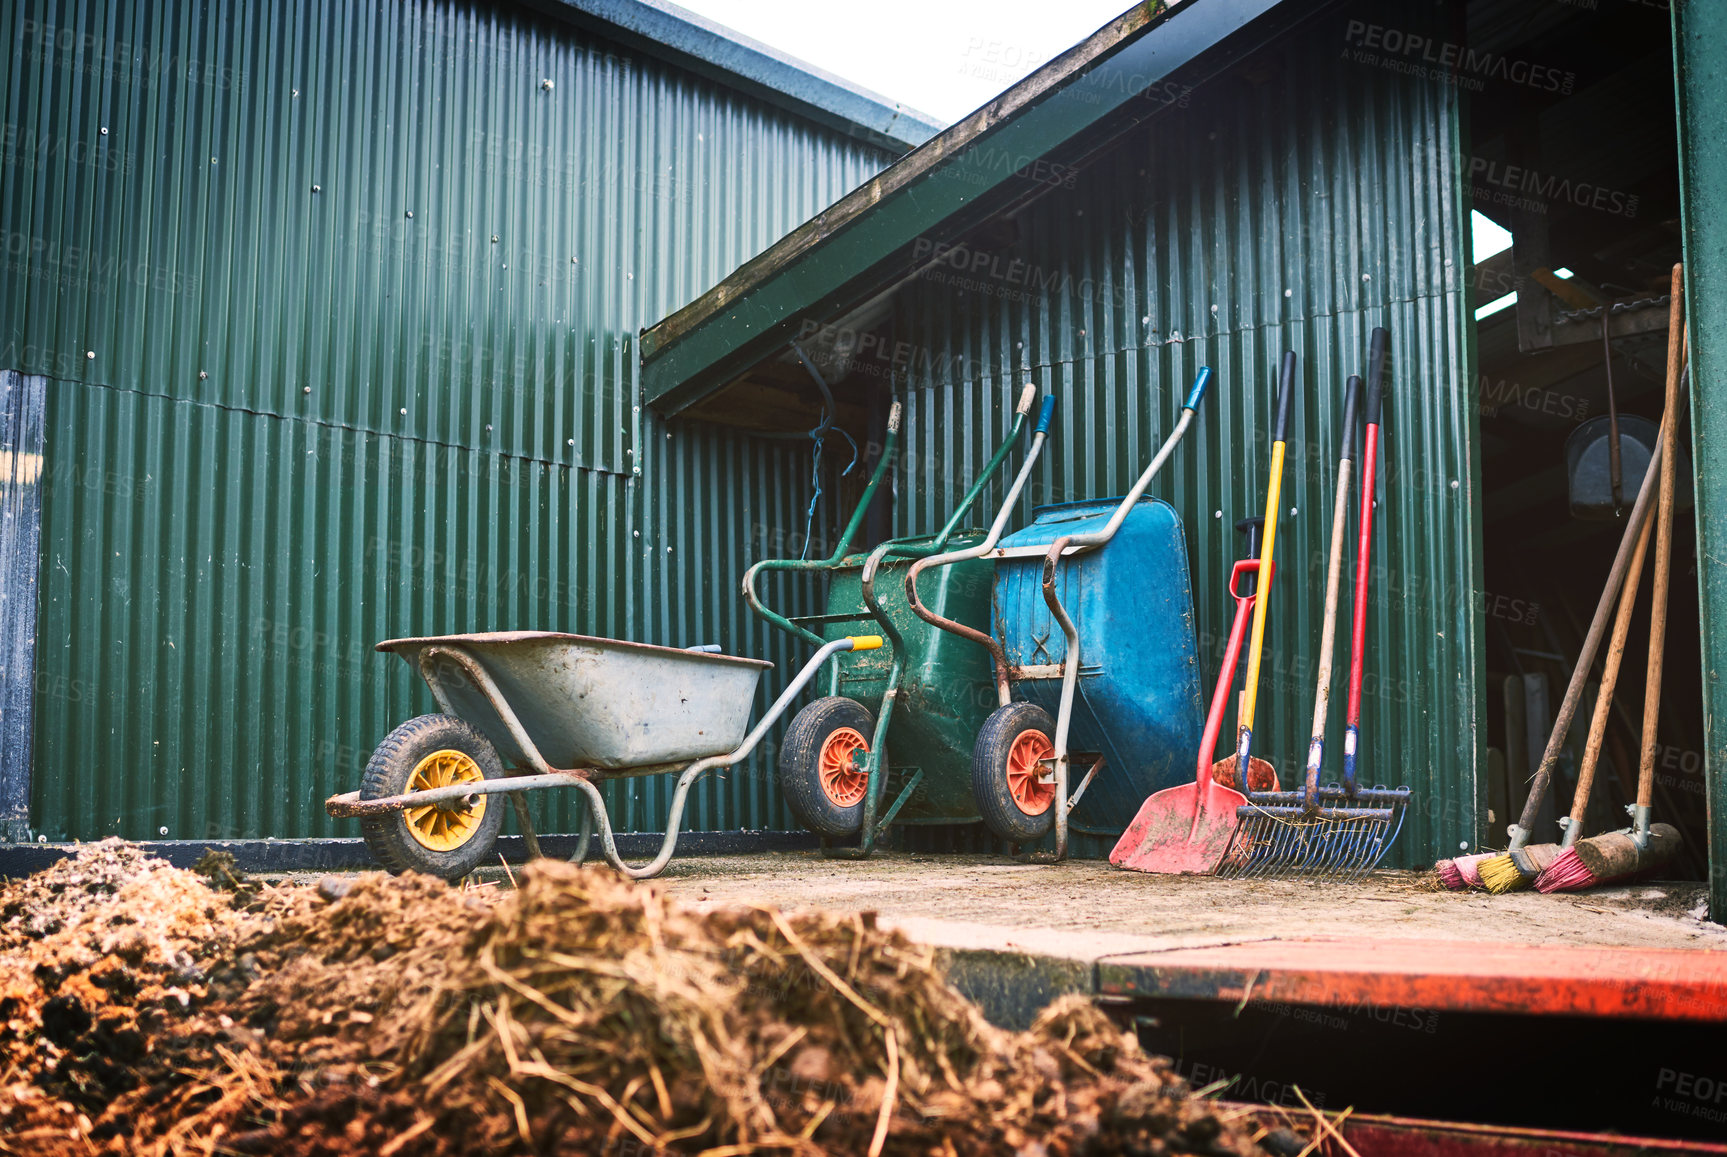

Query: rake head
[[1215, 786, 1411, 880]]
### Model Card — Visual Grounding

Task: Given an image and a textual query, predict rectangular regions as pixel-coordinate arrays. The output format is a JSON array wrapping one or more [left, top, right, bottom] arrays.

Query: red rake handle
[[1343, 326, 1388, 794], [1346, 420, 1379, 727]]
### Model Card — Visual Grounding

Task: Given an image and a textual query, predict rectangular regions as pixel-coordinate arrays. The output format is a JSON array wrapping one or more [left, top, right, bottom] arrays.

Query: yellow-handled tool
[[845, 635, 883, 651], [1232, 351, 1296, 785]]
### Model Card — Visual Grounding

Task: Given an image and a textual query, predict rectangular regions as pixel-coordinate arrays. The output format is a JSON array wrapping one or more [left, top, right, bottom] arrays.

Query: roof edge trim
[[524, 0, 945, 152], [638, 0, 1309, 413]]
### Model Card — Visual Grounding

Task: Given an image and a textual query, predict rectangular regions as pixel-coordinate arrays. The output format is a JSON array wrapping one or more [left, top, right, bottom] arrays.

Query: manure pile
[[0, 842, 1309, 1156]]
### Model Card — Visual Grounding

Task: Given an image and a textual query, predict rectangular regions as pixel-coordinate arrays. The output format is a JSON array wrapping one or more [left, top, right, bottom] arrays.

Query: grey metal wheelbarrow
[[324, 630, 880, 880]]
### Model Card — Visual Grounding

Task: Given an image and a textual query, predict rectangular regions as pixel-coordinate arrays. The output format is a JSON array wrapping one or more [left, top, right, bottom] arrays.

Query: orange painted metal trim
[[1099, 937, 1727, 1022], [1221, 1105, 1727, 1156]]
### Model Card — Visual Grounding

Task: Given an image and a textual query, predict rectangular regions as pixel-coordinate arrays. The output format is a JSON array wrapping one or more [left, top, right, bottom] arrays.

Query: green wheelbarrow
[[743, 388, 1058, 857], [325, 630, 882, 881]]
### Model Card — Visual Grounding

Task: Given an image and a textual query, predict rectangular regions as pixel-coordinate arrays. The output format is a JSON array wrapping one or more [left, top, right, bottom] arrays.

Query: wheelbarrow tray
[[994, 497, 1205, 833], [378, 632, 771, 772]]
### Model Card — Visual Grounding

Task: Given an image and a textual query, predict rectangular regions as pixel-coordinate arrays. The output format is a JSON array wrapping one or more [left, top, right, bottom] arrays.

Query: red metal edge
[[1222, 1104, 1727, 1156], [1099, 937, 1727, 1022]]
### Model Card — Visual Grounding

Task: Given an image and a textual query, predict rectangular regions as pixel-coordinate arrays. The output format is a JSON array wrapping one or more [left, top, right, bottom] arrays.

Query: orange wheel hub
[[1006, 730, 1056, 816], [818, 727, 871, 807]]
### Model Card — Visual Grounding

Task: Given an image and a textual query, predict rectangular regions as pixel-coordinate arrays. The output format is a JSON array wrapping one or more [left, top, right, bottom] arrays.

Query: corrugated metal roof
[[533, 0, 944, 150]]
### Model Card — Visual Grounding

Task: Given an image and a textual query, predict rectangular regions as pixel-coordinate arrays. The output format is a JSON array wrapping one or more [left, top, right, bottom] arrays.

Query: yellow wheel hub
[[404, 749, 487, 851]]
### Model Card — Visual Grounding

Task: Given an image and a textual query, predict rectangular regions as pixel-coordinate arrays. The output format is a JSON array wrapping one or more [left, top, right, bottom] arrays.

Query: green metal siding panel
[[1673, 0, 1727, 918], [888, 8, 1480, 866], [32, 374, 826, 840], [1, 0, 888, 472], [10, 0, 890, 841]]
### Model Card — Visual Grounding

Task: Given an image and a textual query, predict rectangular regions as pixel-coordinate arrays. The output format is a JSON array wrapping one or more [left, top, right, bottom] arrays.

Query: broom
[[1483, 270, 1686, 894], [1473, 433, 1665, 893], [1529, 483, 1656, 876], [1539, 270, 1688, 892]]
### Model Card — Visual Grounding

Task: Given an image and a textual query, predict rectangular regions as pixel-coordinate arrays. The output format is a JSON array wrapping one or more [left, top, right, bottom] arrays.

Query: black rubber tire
[[972, 701, 1059, 843], [778, 697, 882, 839], [358, 714, 507, 881]]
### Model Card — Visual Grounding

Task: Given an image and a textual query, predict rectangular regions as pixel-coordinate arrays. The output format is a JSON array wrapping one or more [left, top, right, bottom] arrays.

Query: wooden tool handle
[[1638, 266, 1686, 812], [1512, 425, 1665, 843], [1567, 502, 1656, 836], [1304, 377, 1360, 805]]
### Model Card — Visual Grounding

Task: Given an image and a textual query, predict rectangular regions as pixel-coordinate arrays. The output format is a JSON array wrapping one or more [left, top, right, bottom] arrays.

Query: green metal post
[[1674, 0, 1727, 920]]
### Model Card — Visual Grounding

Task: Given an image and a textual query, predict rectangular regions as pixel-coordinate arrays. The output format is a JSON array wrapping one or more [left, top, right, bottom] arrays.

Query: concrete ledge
[[935, 946, 1095, 1031], [0, 830, 821, 877]]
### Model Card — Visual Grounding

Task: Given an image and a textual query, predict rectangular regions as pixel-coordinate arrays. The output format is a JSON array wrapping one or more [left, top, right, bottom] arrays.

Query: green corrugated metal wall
[[3, 0, 892, 839], [889, 5, 1480, 866]]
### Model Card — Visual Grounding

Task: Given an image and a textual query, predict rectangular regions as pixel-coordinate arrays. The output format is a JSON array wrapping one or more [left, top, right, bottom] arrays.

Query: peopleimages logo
[[1469, 157, 1639, 219], [1343, 20, 1576, 95]]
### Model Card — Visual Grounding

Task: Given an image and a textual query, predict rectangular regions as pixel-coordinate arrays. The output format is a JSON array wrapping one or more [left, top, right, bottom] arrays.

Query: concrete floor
[[652, 850, 1726, 962]]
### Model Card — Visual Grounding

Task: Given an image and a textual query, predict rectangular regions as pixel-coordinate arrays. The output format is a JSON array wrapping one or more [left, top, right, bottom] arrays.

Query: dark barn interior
[[1465, 0, 1705, 878]]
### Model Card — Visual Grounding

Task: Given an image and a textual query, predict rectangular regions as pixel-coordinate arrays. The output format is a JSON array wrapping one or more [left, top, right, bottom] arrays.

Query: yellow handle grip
[[846, 635, 884, 651]]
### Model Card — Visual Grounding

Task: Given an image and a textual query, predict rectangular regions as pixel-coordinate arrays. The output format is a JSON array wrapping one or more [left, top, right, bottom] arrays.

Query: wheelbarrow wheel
[[972, 701, 1058, 843], [359, 713, 506, 881], [779, 697, 884, 839]]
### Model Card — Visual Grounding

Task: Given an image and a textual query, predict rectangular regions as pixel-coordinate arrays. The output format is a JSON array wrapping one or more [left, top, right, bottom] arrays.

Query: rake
[[1218, 328, 1411, 880]]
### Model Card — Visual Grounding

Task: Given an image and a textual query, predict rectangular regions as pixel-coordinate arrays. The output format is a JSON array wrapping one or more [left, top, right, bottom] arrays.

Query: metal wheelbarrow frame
[[906, 369, 1210, 860], [743, 389, 1046, 858], [327, 631, 880, 880]]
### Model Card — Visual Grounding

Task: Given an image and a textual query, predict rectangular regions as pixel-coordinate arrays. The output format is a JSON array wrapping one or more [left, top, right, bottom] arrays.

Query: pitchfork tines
[[1217, 785, 1411, 880]]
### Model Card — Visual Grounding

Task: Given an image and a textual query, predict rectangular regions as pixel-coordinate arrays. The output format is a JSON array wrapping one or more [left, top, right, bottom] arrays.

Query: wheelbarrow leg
[[579, 635, 872, 879], [570, 800, 592, 866], [1037, 535, 1083, 862], [822, 542, 914, 860]]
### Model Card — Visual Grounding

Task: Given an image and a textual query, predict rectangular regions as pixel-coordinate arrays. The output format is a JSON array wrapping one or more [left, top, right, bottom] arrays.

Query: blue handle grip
[[1035, 396, 1056, 434], [1184, 366, 1212, 411]]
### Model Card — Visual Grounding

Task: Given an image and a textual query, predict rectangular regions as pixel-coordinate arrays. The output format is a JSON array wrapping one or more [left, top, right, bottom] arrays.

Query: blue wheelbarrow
[[325, 630, 881, 880], [906, 369, 1211, 858]]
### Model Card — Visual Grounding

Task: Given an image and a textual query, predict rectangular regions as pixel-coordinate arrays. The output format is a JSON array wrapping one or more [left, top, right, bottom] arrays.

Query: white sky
[[671, 0, 1134, 124]]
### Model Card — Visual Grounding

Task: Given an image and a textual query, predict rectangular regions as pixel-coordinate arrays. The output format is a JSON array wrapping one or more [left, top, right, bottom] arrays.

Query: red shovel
[[1111, 531, 1266, 874]]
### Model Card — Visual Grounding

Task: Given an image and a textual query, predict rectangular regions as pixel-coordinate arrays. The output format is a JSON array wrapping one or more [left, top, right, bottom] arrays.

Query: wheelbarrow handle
[[902, 390, 1059, 706], [1185, 365, 1213, 412], [742, 411, 902, 646], [578, 634, 876, 880]]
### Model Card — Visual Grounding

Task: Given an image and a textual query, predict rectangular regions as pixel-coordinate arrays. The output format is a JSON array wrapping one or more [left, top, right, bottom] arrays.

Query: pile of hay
[[0, 845, 1301, 1156]]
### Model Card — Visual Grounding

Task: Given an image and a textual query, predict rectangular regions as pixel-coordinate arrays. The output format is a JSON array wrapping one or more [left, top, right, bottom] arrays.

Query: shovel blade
[[1111, 782, 1248, 874]]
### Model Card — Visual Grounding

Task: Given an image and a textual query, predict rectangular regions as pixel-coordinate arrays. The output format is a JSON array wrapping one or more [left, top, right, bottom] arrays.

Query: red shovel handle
[[1198, 561, 1261, 779]]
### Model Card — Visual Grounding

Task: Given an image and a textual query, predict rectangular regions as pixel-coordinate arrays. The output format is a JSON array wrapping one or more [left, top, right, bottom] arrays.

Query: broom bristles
[[1435, 853, 1490, 890], [1535, 847, 1593, 893], [1478, 853, 1527, 894]]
